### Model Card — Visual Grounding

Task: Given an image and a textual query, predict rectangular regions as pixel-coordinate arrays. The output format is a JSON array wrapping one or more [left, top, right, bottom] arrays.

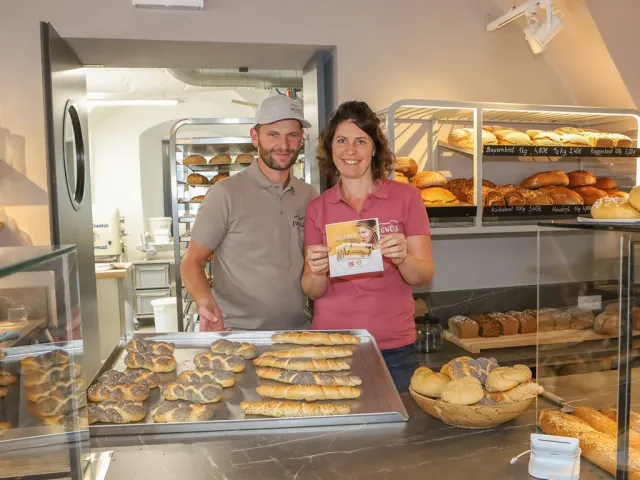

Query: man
[[182, 95, 318, 331]]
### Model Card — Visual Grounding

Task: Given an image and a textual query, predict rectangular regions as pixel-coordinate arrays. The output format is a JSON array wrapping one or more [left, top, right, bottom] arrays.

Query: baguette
[[97, 369, 161, 389], [87, 382, 151, 403], [124, 353, 177, 373], [256, 385, 361, 402], [573, 406, 640, 451], [483, 381, 543, 404], [0, 370, 17, 386], [125, 339, 175, 356], [210, 339, 259, 359], [88, 401, 147, 425], [253, 355, 350, 372], [601, 408, 640, 432], [162, 382, 223, 404], [193, 353, 246, 372], [26, 378, 85, 403], [150, 402, 215, 423], [177, 369, 236, 388], [256, 367, 362, 386], [257, 347, 353, 360], [240, 400, 350, 418], [271, 332, 361, 346]]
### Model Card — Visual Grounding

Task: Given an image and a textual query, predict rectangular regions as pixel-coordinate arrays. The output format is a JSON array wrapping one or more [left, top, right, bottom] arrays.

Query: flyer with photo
[[325, 218, 384, 278]]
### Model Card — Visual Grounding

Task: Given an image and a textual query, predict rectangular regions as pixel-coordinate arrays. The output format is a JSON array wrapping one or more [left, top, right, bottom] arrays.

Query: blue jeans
[[381, 344, 419, 393]]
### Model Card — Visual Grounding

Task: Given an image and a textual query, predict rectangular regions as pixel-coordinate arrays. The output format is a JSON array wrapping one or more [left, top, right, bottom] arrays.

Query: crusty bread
[[605, 189, 629, 199], [210, 173, 229, 185], [236, 153, 255, 163], [124, 353, 177, 373], [252, 355, 350, 372], [485, 365, 532, 393], [255, 367, 362, 386], [580, 131, 615, 148], [177, 369, 236, 388], [526, 130, 562, 146], [193, 353, 246, 372], [410, 367, 450, 398], [393, 171, 410, 183], [569, 307, 595, 330], [495, 185, 527, 206], [260, 347, 353, 359], [554, 127, 585, 135], [88, 382, 150, 402], [394, 157, 418, 177], [593, 311, 619, 335], [0, 371, 17, 386], [151, 402, 215, 423], [567, 170, 596, 188], [484, 381, 543, 404], [190, 195, 206, 203], [601, 408, 640, 431], [539, 186, 584, 205], [272, 332, 361, 346], [410, 171, 447, 188], [595, 177, 618, 190], [520, 170, 569, 189], [573, 406, 640, 451], [420, 187, 460, 207], [88, 401, 147, 425], [448, 128, 498, 149], [186, 173, 209, 185], [162, 382, 223, 403], [447, 316, 479, 339], [126, 339, 175, 356], [493, 129, 533, 146], [240, 401, 350, 418], [591, 196, 640, 220], [183, 154, 207, 165], [559, 133, 590, 147], [255, 385, 361, 402], [210, 154, 232, 164], [629, 186, 640, 210], [98, 369, 160, 389], [440, 377, 484, 405], [573, 186, 607, 205], [211, 339, 258, 359], [610, 133, 633, 148]]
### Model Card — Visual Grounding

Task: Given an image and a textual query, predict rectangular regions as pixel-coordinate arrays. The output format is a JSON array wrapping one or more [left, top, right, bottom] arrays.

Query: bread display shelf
[[426, 206, 477, 218], [483, 205, 591, 218], [443, 329, 640, 353], [88, 331, 407, 436], [484, 145, 640, 158], [182, 162, 252, 173]]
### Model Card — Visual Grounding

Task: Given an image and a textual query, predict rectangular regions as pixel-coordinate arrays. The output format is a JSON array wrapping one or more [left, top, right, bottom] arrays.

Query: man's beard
[[258, 145, 301, 171]]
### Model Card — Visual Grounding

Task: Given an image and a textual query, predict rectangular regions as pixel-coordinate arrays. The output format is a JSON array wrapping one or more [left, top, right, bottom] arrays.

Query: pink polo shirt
[[304, 179, 431, 350]]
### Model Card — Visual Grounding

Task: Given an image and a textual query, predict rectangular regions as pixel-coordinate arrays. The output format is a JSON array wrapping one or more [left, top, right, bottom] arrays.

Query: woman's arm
[[301, 245, 331, 300], [381, 234, 434, 286]]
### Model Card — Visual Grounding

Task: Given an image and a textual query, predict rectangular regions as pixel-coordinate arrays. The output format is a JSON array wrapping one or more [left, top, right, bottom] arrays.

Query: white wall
[[88, 87, 270, 260]]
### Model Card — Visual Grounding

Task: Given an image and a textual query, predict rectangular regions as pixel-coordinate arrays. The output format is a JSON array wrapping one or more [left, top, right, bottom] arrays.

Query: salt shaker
[[415, 314, 443, 353]]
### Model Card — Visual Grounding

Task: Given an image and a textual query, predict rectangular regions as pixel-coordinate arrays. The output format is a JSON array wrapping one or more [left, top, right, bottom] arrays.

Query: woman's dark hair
[[317, 101, 394, 183]]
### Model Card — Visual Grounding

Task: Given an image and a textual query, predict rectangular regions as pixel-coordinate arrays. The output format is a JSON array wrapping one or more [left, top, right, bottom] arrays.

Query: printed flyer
[[325, 218, 384, 278]]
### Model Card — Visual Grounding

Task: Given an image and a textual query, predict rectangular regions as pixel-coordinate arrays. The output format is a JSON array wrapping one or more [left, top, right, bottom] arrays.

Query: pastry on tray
[[193, 353, 246, 373], [259, 347, 354, 359], [240, 400, 350, 418], [177, 369, 236, 388], [26, 378, 85, 403], [252, 356, 350, 372], [97, 369, 161, 389], [21, 349, 70, 371], [162, 382, 223, 404], [87, 382, 151, 403], [0, 371, 17, 386], [210, 339, 258, 359], [124, 353, 177, 373], [88, 401, 147, 425], [150, 402, 215, 423], [255, 385, 361, 402], [125, 339, 175, 356], [255, 367, 362, 386], [271, 332, 361, 346], [23, 363, 83, 387]]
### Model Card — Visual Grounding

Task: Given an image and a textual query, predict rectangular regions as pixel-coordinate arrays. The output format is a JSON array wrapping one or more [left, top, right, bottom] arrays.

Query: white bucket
[[151, 297, 178, 332]]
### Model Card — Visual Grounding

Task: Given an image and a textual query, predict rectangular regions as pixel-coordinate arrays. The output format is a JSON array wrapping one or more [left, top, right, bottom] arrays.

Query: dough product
[[445, 357, 498, 384], [591, 196, 640, 219], [520, 170, 569, 189], [469, 314, 500, 338], [210, 339, 259, 359], [253, 356, 350, 372], [271, 332, 361, 346], [520, 189, 554, 206], [97, 369, 161, 389], [610, 133, 633, 148], [420, 187, 460, 207], [0, 370, 17, 386], [440, 376, 484, 405], [507, 311, 537, 334], [410, 367, 451, 398], [486, 313, 519, 336], [23, 363, 83, 387], [526, 130, 562, 146], [493, 129, 533, 146], [554, 127, 587, 135], [33, 393, 87, 418], [393, 172, 410, 184], [601, 408, 640, 431], [481, 187, 506, 207], [394, 157, 419, 177], [495, 185, 527, 206], [567, 170, 597, 188], [573, 406, 640, 451], [573, 186, 608, 205], [569, 307, 595, 330], [629, 186, 640, 211], [559, 133, 590, 147], [27, 378, 85, 403], [580, 131, 615, 148], [177, 369, 236, 388], [260, 347, 353, 359], [440, 356, 473, 378], [595, 177, 618, 190], [484, 381, 543, 404], [448, 128, 498, 149], [124, 353, 177, 373], [0, 387, 7, 399], [210, 154, 232, 164], [256, 367, 362, 386], [236, 153, 255, 163], [532, 309, 555, 332], [605, 189, 629, 199], [125, 339, 175, 356], [447, 316, 479, 339], [186, 173, 209, 185], [485, 365, 532, 393], [183, 154, 206, 165], [88, 401, 147, 425], [0, 422, 11, 435], [410, 171, 447, 188], [605, 302, 640, 330], [539, 186, 584, 205], [256, 384, 361, 402], [240, 400, 350, 418], [21, 349, 70, 371], [193, 353, 246, 372], [539, 308, 571, 330], [162, 382, 223, 404], [190, 195, 206, 203], [87, 382, 150, 403], [594, 311, 619, 335], [210, 173, 229, 185], [151, 402, 216, 423]]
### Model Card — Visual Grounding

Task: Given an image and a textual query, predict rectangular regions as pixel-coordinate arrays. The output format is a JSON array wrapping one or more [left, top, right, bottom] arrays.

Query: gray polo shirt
[[191, 161, 318, 330]]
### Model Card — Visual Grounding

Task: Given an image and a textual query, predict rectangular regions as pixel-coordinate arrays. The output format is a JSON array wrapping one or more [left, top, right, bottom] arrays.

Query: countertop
[[95, 263, 133, 280]]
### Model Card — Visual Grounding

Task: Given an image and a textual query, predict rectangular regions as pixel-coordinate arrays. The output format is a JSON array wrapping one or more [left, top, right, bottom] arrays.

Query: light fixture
[[132, 0, 203, 10], [487, 0, 564, 55], [85, 99, 183, 107]]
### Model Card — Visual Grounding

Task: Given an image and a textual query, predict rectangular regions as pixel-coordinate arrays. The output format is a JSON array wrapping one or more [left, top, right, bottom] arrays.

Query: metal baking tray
[[89, 330, 409, 435]]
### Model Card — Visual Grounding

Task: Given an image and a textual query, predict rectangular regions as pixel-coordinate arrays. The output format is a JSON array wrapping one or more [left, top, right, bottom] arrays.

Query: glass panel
[[0, 245, 76, 278]]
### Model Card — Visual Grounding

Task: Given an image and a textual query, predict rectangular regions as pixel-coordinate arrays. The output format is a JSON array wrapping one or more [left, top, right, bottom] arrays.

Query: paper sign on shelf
[[325, 218, 384, 278]]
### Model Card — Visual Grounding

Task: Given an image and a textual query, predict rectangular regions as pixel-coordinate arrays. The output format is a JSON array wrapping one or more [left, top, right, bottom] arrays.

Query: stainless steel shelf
[[184, 162, 252, 173]]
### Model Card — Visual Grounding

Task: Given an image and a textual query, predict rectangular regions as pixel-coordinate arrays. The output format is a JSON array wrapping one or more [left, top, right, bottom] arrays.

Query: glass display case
[[0, 246, 92, 480], [537, 220, 640, 480]]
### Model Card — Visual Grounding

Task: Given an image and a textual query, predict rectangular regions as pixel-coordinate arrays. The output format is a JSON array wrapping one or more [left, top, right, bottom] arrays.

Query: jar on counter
[[415, 315, 443, 353]]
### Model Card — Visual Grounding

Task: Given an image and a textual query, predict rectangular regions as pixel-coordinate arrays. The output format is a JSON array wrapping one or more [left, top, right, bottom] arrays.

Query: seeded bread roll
[[210, 339, 258, 359], [484, 381, 544, 404], [447, 316, 479, 339], [151, 402, 216, 423], [591, 196, 640, 220], [271, 332, 361, 346], [88, 401, 147, 425], [605, 190, 629, 199], [126, 339, 175, 356], [240, 401, 350, 418], [87, 382, 150, 403], [236, 154, 255, 163], [253, 356, 350, 372], [186, 173, 209, 185], [193, 353, 246, 372], [21, 349, 70, 371], [124, 353, 177, 373], [440, 376, 484, 405], [520, 170, 570, 189], [485, 365, 532, 393], [177, 369, 236, 388], [256, 367, 362, 386], [162, 382, 223, 403], [445, 357, 498, 384], [183, 154, 206, 165], [259, 347, 353, 359]]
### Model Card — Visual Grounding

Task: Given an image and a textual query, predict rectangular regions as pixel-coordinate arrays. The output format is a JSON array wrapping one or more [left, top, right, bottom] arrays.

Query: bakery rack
[[378, 99, 640, 235]]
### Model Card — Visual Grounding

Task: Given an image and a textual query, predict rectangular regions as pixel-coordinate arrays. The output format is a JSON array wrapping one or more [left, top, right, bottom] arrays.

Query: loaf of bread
[[88, 401, 147, 425], [256, 384, 361, 402], [97, 369, 161, 389], [125, 339, 175, 356], [260, 347, 354, 359], [393, 172, 410, 183], [271, 332, 361, 346], [520, 170, 569, 189], [236, 153, 255, 163], [567, 170, 596, 188], [493, 129, 533, 146], [124, 353, 177, 373], [606, 302, 640, 330], [410, 171, 447, 188], [580, 131, 615, 148], [88, 382, 150, 403], [447, 316, 479, 339], [420, 187, 460, 207], [559, 133, 590, 147], [481, 187, 506, 207], [629, 186, 640, 211], [601, 407, 640, 431], [210, 339, 259, 359], [162, 382, 223, 403], [526, 130, 562, 146], [210, 154, 232, 164], [605, 190, 629, 199], [190, 195, 206, 203], [193, 353, 246, 372], [186, 173, 209, 185], [177, 369, 236, 388], [594, 311, 619, 335], [539, 186, 584, 205], [495, 185, 527, 206], [595, 177, 618, 190], [183, 154, 207, 165], [253, 355, 350, 372], [469, 314, 500, 338], [539, 308, 571, 330], [21, 349, 70, 371], [26, 378, 85, 403], [507, 311, 537, 334], [573, 186, 608, 205], [410, 367, 451, 398], [527, 309, 553, 332], [539, 409, 640, 480], [255, 367, 362, 386], [610, 133, 633, 148], [484, 381, 543, 404], [487, 313, 519, 336], [441, 377, 484, 405], [573, 406, 640, 451], [591, 197, 640, 219], [444, 357, 498, 384], [210, 173, 229, 185], [394, 157, 419, 177], [569, 307, 595, 330], [485, 365, 532, 393], [0, 371, 17, 386], [448, 128, 498, 149], [520, 189, 553, 206], [23, 363, 83, 387], [151, 402, 215, 423], [240, 401, 350, 418]]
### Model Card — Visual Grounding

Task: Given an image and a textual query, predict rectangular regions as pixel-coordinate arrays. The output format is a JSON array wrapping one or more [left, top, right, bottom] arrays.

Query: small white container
[[151, 297, 178, 332]]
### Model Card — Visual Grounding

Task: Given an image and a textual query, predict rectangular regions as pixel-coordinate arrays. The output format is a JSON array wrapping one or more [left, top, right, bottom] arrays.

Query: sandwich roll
[[595, 177, 617, 190], [539, 186, 584, 205], [591, 196, 640, 220], [440, 376, 484, 405], [485, 365, 532, 393], [420, 187, 460, 207], [410, 366, 451, 398], [567, 170, 596, 188]]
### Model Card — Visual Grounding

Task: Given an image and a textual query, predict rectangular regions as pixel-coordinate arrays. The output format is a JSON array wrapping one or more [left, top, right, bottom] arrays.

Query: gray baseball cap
[[253, 95, 312, 128]]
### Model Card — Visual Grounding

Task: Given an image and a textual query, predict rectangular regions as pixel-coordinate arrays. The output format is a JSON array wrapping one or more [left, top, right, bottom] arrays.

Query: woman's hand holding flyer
[[307, 245, 330, 275], [380, 233, 408, 265]]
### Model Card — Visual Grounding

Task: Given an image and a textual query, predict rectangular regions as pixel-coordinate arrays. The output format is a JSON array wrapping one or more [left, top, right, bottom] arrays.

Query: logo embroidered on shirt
[[292, 215, 305, 231], [379, 220, 400, 237]]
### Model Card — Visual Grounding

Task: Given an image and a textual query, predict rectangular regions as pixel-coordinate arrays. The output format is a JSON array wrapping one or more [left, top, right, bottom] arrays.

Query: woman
[[302, 101, 434, 392], [356, 219, 379, 247]]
